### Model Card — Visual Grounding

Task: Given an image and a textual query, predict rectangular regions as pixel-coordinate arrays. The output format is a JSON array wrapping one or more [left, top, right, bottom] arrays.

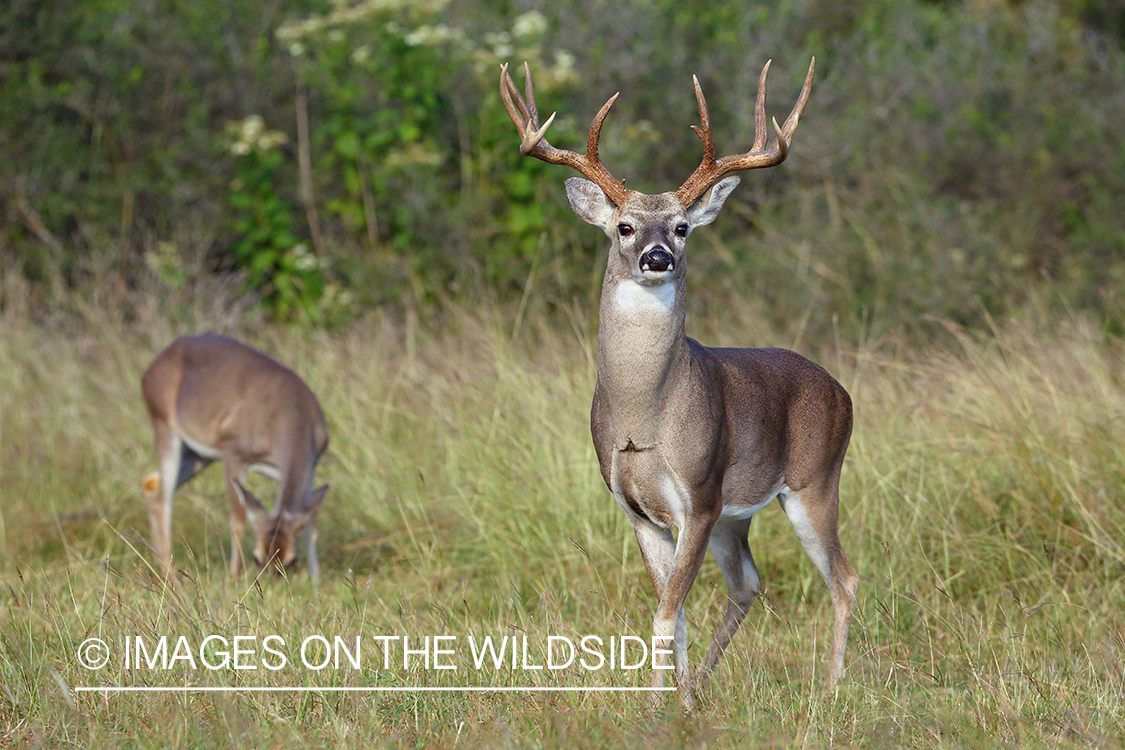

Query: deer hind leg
[[146, 428, 213, 576], [700, 518, 761, 686], [150, 425, 180, 573], [147, 424, 184, 574], [143, 468, 170, 576], [778, 484, 859, 686]]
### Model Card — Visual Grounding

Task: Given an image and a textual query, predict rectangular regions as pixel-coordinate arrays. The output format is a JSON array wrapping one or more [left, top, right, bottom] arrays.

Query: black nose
[[640, 248, 674, 273]]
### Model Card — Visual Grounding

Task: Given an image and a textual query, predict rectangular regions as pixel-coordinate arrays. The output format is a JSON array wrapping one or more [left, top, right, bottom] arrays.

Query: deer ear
[[231, 477, 268, 517], [687, 176, 740, 228], [304, 485, 328, 516], [565, 177, 616, 231], [283, 485, 328, 530]]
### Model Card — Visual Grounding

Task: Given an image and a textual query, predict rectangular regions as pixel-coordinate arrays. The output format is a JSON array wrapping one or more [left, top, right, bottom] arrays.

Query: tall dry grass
[[1, 298, 1124, 747]]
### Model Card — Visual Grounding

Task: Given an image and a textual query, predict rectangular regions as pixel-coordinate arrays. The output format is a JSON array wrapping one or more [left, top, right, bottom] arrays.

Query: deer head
[[232, 479, 329, 573], [500, 60, 815, 287]]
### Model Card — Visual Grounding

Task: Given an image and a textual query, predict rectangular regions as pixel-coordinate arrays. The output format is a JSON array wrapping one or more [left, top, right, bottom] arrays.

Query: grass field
[[2, 297, 1125, 748]]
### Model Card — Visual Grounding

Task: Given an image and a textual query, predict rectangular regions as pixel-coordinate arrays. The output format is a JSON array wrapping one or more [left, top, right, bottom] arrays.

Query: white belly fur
[[716, 478, 785, 523], [718, 495, 774, 522], [248, 463, 282, 481], [613, 464, 781, 530], [178, 432, 281, 481], [179, 432, 222, 460]]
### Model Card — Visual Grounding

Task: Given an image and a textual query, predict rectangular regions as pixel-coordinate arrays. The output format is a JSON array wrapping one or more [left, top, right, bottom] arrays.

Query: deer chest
[[607, 446, 677, 529]]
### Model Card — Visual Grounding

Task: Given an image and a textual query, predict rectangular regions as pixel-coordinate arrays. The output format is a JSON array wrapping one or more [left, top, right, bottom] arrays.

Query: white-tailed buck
[[502, 59, 858, 705], [141, 334, 329, 581]]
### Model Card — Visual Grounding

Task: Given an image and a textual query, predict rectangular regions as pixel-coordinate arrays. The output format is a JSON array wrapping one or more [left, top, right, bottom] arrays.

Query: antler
[[675, 58, 815, 207], [500, 62, 629, 206]]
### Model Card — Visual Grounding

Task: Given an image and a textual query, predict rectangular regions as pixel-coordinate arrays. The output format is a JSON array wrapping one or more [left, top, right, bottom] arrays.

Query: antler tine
[[675, 57, 815, 207], [500, 63, 555, 156], [522, 62, 539, 126], [751, 60, 771, 151], [689, 75, 716, 165], [771, 115, 788, 162], [586, 91, 620, 163], [500, 62, 629, 206], [778, 57, 815, 141], [500, 63, 528, 129]]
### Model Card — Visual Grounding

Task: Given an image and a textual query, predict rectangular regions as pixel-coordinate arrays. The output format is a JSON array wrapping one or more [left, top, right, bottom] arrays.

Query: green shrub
[[1, 0, 1124, 334]]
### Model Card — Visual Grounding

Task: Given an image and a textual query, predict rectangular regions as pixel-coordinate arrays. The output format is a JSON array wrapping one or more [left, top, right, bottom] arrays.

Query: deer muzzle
[[640, 247, 674, 274]]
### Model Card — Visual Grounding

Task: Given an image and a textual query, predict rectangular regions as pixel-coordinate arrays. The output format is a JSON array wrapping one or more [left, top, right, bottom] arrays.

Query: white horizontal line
[[74, 686, 675, 693]]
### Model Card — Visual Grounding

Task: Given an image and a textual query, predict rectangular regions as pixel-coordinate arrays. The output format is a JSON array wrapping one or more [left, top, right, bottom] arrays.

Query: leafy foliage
[[1, 0, 1124, 331], [225, 115, 328, 321]]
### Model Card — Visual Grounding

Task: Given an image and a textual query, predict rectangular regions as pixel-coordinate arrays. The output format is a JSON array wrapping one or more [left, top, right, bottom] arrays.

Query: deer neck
[[596, 273, 691, 445]]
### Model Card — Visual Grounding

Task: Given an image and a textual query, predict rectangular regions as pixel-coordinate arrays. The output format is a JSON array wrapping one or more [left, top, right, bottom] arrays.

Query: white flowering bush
[[265, 1, 587, 299], [226, 115, 287, 156], [225, 115, 329, 321]]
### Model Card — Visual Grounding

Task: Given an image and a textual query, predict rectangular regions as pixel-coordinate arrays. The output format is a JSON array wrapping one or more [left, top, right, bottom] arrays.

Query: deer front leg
[[635, 511, 716, 710], [631, 519, 678, 689], [223, 467, 248, 576], [304, 521, 320, 584], [657, 518, 716, 709]]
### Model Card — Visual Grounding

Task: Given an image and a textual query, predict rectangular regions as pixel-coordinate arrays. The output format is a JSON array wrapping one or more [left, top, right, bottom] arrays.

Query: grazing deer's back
[[141, 332, 332, 582], [142, 335, 328, 454]]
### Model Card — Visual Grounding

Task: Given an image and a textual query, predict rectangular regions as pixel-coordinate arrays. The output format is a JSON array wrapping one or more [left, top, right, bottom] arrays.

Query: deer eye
[[675, 224, 688, 238], [617, 224, 634, 238]]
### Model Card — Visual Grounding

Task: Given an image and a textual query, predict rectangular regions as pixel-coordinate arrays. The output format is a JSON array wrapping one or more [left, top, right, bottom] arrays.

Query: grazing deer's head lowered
[[502, 59, 858, 708], [141, 334, 330, 582], [232, 479, 329, 574]]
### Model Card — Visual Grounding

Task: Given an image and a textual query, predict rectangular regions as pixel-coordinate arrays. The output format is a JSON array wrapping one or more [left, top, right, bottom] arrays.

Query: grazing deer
[[140, 334, 330, 581], [501, 59, 858, 705]]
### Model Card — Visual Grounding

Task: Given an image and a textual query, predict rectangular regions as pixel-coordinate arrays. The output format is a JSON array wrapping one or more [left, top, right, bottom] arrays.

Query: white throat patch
[[614, 279, 676, 314]]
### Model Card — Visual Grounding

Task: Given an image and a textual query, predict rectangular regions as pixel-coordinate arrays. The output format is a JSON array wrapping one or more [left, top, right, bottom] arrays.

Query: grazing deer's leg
[[700, 519, 761, 684], [778, 484, 859, 686], [223, 465, 249, 576], [146, 424, 214, 575], [143, 471, 169, 574], [148, 422, 182, 574], [304, 521, 320, 583]]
